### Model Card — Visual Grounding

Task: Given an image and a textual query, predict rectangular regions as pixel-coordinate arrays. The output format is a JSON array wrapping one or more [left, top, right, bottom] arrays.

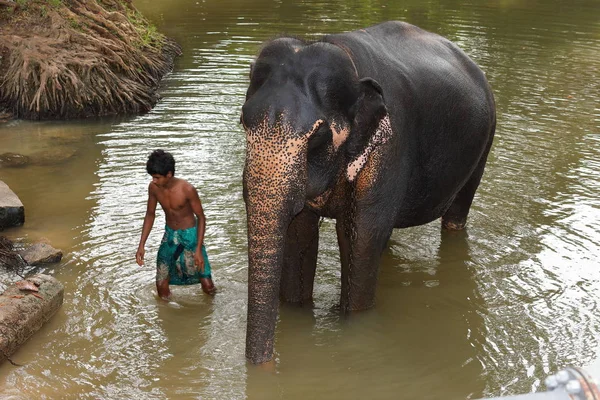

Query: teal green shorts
[[156, 225, 212, 285]]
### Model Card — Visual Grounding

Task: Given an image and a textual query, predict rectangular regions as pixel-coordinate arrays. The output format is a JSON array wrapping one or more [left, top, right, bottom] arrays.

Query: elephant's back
[[323, 21, 495, 148], [324, 22, 496, 226], [324, 21, 491, 103]]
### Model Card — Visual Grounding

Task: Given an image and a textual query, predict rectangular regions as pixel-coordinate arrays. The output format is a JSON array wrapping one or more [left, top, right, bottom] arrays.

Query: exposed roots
[[0, 0, 182, 120], [0, 236, 26, 279], [0, 348, 23, 367]]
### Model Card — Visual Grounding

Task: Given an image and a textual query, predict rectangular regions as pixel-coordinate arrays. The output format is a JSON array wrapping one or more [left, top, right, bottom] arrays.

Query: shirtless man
[[136, 149, 215, 299]]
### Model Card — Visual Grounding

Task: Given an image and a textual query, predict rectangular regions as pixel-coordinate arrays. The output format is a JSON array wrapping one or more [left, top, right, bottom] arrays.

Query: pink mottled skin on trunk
[[244, 115, 327, 364]]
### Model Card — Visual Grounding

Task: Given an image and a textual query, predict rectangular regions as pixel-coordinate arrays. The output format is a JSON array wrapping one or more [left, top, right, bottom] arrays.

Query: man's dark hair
[[146, 149, 175, 176]]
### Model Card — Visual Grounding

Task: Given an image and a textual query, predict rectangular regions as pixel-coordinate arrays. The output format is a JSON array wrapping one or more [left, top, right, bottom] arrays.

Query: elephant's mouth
[[306, 186, 333, 211]]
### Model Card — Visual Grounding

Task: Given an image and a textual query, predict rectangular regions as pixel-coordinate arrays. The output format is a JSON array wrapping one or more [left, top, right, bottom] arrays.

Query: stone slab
[[19, 242, 63, 265], [0, 180, 24, 229], [0, 274, 64, 364]]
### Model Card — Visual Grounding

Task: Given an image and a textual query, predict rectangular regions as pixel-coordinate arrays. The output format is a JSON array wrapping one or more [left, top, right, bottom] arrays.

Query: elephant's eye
[[308, 123, 331, 150]]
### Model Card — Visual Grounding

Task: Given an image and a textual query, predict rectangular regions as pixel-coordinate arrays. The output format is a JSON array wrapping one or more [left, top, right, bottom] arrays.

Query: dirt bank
[[0, 0, 181, 120]]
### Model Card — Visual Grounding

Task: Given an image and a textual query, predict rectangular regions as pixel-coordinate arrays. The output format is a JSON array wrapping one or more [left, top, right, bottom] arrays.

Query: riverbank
[[0, 0, 181, 120]]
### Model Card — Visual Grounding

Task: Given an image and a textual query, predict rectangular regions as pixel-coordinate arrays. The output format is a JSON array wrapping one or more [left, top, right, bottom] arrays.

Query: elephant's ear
[[346, 78, 393, 182], [244, 62, 256, 105], [249, 61, 255, 80]]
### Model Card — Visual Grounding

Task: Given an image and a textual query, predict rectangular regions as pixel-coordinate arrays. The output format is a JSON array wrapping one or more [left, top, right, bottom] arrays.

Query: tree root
[[0, 348, 22, 367], [0, 0, 182, 120], [0, 237, 26, 279]]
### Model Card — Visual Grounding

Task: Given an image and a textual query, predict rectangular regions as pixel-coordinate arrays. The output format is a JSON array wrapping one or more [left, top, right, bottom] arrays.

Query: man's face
[[151, 172, 172, 187]]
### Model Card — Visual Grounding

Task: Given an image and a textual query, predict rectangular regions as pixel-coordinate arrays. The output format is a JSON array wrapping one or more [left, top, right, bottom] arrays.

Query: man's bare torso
[[150, 177, 196, 230]]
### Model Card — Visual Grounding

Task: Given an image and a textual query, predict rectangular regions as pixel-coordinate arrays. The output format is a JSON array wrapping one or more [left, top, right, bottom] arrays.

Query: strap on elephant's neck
[[330, 42, 359, 78]]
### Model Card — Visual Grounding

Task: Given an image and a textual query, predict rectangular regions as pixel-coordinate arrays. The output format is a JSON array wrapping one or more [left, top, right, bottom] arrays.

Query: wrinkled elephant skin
[[241, 21, 496, 364]]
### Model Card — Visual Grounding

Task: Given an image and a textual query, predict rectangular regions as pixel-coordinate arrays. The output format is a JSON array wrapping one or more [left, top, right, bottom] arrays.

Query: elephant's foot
[[441, 217, 467, 231], [256, 358, 277, 372], [280, 294, 314, 308], [340, 290, 376, 314], [343, 303, 375, 314]]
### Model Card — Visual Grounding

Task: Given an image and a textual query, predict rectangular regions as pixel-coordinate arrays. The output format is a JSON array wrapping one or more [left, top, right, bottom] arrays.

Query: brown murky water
[[0, 0, 599, 398]]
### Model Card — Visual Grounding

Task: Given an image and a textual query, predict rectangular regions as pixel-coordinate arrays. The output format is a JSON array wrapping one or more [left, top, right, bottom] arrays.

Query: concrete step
[[0, 180, 24, 230], [0, 274, 64, 365]]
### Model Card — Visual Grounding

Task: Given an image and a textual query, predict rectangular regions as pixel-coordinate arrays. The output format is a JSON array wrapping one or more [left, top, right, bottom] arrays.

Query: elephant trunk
[[244, 148, 307, 364], [245, 176, 304, 363], [245, 205, 287, 364]]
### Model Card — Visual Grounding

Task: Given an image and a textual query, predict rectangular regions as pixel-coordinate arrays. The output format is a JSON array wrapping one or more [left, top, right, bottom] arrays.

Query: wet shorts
[[156, 225, 212, 285]]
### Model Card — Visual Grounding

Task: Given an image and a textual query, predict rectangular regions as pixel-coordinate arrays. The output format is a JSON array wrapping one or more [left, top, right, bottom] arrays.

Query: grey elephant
[[240, 21, 496, 364]]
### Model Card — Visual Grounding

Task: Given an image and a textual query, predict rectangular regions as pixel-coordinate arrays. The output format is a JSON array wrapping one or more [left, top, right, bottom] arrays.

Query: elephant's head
[[241, 38, 390, 364]]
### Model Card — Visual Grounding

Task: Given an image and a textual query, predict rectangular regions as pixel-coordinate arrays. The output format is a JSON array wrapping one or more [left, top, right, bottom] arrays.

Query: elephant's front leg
[[336, 213, 392, 313], [280, 207, 320, 304]]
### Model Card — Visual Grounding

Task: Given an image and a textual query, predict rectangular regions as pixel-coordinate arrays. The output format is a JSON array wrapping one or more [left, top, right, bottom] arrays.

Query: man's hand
[[194, 249, 205, 274], [136, 247, 145, 266]]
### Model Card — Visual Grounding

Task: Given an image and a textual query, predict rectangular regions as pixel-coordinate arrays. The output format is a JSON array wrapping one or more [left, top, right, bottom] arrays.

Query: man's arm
[[187, 184, 206, 272], [136, 184, 158, 266]]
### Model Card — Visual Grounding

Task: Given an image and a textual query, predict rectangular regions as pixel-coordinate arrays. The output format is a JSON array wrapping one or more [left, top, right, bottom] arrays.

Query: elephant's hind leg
[[280, 207, 320, 304], [442, 132, 494, 230]]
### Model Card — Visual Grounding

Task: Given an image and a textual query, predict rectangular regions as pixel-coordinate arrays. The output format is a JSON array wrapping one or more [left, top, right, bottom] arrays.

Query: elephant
[[241, 21, 496, 364]]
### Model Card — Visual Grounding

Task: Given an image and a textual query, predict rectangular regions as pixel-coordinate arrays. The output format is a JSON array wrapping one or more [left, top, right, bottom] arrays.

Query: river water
[[0, 0, 599, 398]]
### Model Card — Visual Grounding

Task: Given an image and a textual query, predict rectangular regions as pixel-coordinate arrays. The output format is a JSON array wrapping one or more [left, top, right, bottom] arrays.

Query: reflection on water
[[0, 0, 599, 398]]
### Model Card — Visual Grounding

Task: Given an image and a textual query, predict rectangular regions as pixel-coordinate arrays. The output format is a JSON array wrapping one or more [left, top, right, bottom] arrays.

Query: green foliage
[[68, 17, 82, 31], [125, 7, 163, 49], [48, 0, 62, 7], [0, 5, 15, 18], [140, 24, 159, 47]]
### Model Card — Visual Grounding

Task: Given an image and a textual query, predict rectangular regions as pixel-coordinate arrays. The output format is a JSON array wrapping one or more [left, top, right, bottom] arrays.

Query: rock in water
[[0, 180, 24, 230], [0, 274, 64, 366], [19, 242, 62, 265], [15, 280, 39, 292], [0, 153, 30, 168]]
